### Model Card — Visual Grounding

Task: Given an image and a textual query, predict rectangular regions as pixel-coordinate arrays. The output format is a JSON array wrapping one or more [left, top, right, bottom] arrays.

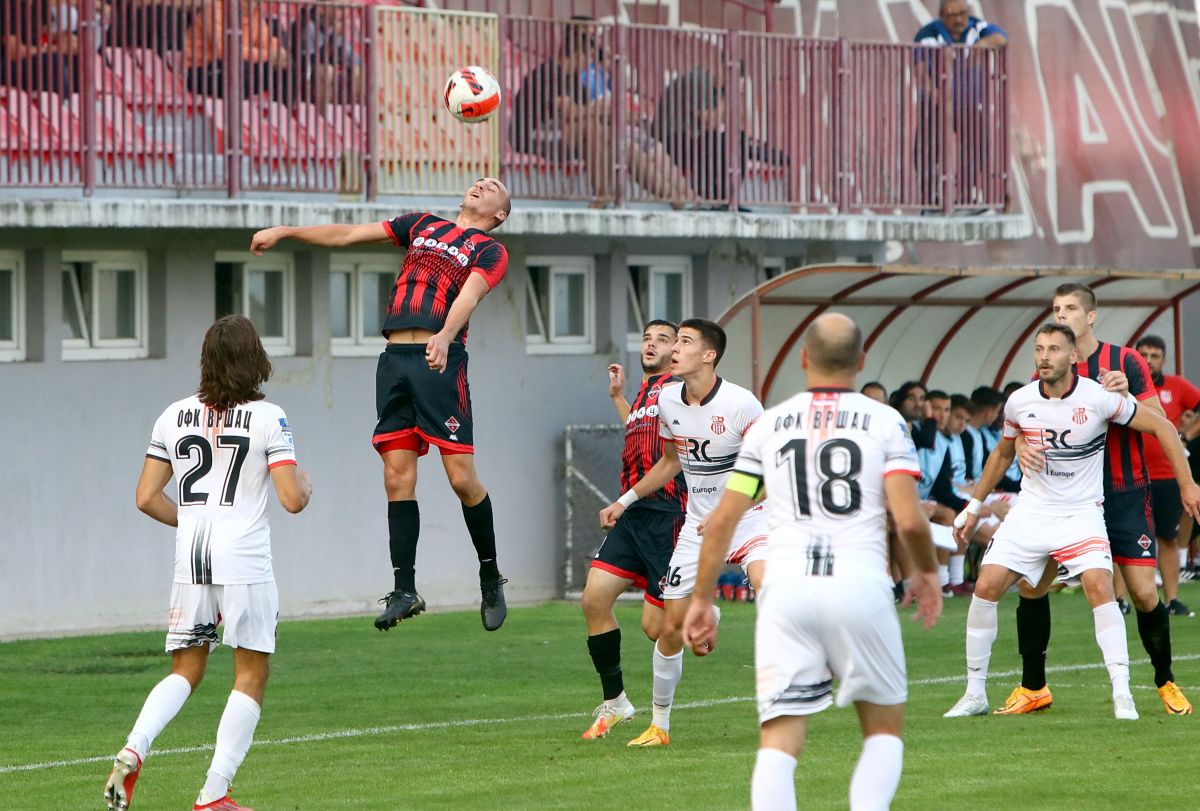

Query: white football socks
[[651, 642, 683, 731], [937, 564, 950, 588], [948, 554, 966, 587], [751, 748, 797, 811], [849, 734, 903, 811], [197, 691, 261, 805], [1093, 601, 1131, 698], [125, 673, 192, 760], [965, 595, 999, 698]]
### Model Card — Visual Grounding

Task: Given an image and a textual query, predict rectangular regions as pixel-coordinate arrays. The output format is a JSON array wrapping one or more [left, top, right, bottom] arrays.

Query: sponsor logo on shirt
[[412, 236, 470, 266], [279, 417, 294, 446]]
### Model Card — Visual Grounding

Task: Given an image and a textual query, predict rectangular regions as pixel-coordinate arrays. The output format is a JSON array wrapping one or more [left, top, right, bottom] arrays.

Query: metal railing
[[0, 1, 1008, 213]]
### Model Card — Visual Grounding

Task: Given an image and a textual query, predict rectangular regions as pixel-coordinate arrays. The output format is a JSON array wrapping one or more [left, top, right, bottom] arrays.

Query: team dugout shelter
[[718, 265, 1200, 406]]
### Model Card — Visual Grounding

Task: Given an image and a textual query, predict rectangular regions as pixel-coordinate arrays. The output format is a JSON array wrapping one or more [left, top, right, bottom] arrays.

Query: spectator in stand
[[0, 0, 82, 95], [861, 381, 887, 403], [512, 21, 694, 208], [287, 0, 362, 107], [913, 0, 1007, 212], [1135, 334, 1200, 616], [183, 0, 288, 101], [107, 0, 204, 56], [652, 58, 786, 208]]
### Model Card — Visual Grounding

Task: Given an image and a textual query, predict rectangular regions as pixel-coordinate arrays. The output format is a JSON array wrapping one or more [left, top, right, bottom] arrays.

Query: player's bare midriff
[[386, 328, 436, 344]]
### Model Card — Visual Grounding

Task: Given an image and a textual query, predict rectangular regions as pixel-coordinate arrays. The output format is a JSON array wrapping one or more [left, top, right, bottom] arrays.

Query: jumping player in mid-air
[[251, 178, 511, 633]]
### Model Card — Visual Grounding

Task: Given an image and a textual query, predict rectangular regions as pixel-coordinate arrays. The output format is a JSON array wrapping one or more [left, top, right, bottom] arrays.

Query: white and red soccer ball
[[444, 66, 501, 124]]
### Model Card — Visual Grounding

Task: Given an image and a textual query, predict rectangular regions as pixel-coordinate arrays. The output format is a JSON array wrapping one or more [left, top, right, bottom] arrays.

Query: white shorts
[[755, 570, 906, 722], [930, 522, 958, 552], [983, 505, 1111, 587], [661, 506, 769, 600], [165, 581, 279, 654]]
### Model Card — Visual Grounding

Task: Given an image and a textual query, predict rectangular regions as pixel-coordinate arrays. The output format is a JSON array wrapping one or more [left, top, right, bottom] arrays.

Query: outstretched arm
[[251, 222, 391, 254]]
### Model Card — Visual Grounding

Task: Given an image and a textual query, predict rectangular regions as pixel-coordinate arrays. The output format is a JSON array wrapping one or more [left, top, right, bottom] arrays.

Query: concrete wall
[[0, 225, 801, 638]]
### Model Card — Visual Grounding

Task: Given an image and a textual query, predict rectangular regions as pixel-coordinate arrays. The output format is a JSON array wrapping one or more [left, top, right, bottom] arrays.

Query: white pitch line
[[0, 696, 751, 775], [6, 653, 1200, 775]]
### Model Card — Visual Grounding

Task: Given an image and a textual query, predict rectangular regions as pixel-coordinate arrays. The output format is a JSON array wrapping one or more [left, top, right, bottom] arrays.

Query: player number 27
[[775, 437, 862, 519], [175, 435, 251, 506]]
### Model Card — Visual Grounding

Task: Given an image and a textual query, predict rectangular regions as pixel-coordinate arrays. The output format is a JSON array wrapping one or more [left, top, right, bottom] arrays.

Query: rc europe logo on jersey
[[711, 416, 726, 435], [1072, 408, 1088, 424]]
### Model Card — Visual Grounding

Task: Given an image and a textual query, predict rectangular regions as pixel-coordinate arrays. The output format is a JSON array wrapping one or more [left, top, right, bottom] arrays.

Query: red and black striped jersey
[[621, 373, 687, 513], [1076, 341, 1158, 493], [380, 213, 509, 344]]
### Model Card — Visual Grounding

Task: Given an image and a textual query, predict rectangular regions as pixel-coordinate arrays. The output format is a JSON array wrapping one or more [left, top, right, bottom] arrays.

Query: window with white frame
[[0, 251, 23, 362], [62, 251, 148, 361], [215, 253, 295, 356], [626, 256, 691, 349], [331, 257, 394, 356], [525, 256, 594, 354]]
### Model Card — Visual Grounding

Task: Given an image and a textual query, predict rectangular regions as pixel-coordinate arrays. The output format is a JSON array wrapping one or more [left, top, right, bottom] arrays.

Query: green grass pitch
[[3, 585, 1200, 810]]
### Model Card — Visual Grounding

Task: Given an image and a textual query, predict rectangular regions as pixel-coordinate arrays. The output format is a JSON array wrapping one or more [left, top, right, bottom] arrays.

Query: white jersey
[[1001, 377, 1136, 511], [146, 396, 297, 585], [658, 377, 763, 523], [735, 389, 920, 585]]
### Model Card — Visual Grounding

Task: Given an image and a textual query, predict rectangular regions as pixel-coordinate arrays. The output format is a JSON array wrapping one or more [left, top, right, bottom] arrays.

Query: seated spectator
[[652, 60, 786, 207], [512, 22, 694, 207], [0, 0, 82, 96], [106, 0, 204, 56], [287, 0, 361, 106], [183, 0, 288, 101]]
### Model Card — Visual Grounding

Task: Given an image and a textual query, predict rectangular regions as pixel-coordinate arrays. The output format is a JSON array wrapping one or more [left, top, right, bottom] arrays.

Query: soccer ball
[[444, 66, 501, 124]]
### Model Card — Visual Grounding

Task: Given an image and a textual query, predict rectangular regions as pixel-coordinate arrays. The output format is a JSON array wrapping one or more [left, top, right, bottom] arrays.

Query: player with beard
[[1008, 284, 1193, 715], [944, 324, 1200, 720], [580, 320, 687, 739]]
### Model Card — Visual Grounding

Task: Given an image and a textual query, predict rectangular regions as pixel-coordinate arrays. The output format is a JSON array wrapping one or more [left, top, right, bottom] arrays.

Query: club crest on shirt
[[711, 416, 726, 435], [1072, 408, 1087, 424], [1161, 390, 1174, 404]]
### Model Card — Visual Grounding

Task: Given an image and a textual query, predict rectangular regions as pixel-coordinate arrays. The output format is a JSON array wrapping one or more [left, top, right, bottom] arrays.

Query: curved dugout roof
[[717, 265, 1200, 408]]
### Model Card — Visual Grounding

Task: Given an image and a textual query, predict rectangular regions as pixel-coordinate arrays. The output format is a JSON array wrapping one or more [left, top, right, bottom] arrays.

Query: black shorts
[[1104, 486, 1157, 567], [1150, 479, 1183, 541], [591, 507, 684, 607], [372, 343, 473, 456]]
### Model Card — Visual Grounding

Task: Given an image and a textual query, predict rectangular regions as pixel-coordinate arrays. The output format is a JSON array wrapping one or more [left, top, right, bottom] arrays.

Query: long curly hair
[[197, 315, 272, 411]]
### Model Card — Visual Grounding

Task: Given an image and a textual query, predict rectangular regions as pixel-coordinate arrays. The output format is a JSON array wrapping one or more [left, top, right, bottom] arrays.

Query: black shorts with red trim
[[372, 343, 474, 456], [1150, 479, 1183, 541], [1105, 486, 1157, 567], [592, 506, 684, 607]]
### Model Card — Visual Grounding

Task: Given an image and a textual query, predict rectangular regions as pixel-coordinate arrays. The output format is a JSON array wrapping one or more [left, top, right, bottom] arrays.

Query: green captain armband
[[726, 471, 763, 499]]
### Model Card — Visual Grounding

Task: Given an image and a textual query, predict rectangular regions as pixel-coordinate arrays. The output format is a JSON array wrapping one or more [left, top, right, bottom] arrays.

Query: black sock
[[462, 494, 499, 581], [1016, 595, 1052, 690], [587, 629, 624, 701], [388, 500, 419, 592], [1136, 601, 1174, 687]]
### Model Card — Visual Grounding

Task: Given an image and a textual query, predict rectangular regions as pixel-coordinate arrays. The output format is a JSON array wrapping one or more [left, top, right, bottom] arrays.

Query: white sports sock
[[948, 554, 965, 587], [937, 564, 950, 588], [609, 690, 631, 709], [849, 734, 904, 811], [1092, 601, 1131, 698], [651, 642, 683, 731], [751, 748, 797, 811], [965, 596, 998, 698], [197, 691, 261, 804], [125, 673, 192, 760], [1180, 548, 1188, 568]]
